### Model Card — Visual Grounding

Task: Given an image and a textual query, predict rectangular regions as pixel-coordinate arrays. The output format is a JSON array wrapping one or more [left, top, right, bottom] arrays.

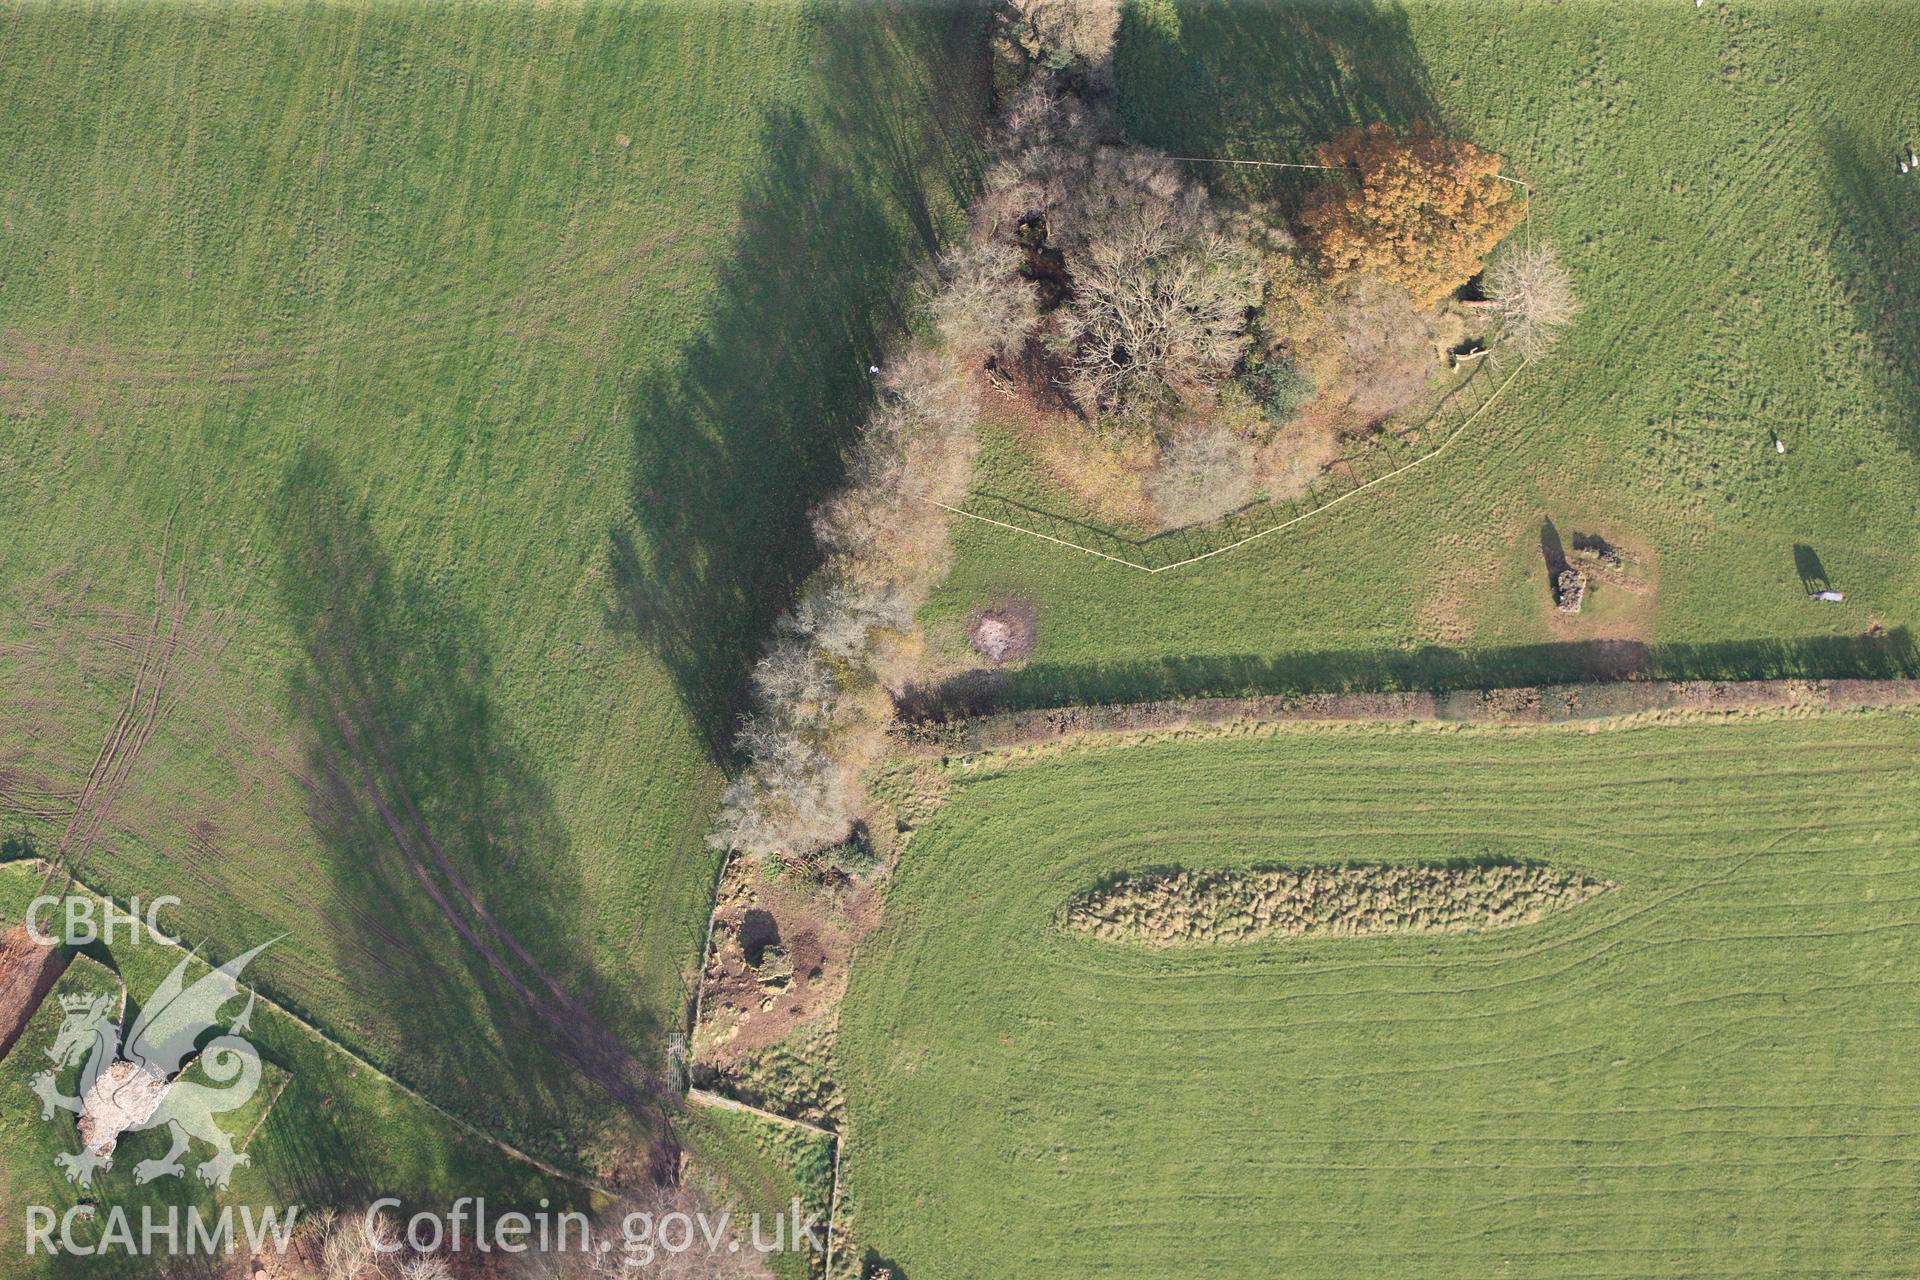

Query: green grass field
[[836, 709, 1920, 1277], [0, 0, 984, 1167], [924, 0, 1920, 702]]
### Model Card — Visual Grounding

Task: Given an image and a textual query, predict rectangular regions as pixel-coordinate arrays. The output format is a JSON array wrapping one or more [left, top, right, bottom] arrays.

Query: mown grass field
[[924, 0, 1920, 701], [836, 709, 1920, 1277], [0, 866, 575, 1280], [0, 0, 984, 1168]]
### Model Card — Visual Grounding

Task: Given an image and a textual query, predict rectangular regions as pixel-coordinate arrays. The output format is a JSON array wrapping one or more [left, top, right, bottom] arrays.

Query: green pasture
[[924, 0, 1920, 702], [837, 708, 1920, 1277], [0, 0, 985, 1166], [685, 1101, 835, 1280]]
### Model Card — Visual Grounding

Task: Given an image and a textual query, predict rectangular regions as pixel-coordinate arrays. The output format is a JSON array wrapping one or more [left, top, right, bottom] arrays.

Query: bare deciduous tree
[[1053, 148, 1262, 426], [997, 0, 1123, 84], [1485, 240, 1579, 362], [321, 1213, 378, 1280], [399, 1257, 453, 1280], [1147, 423, 1258, 527], [975, 81, 1106, 239], [1310, 275, 1442, 426], [929, 237, 1041, 362]]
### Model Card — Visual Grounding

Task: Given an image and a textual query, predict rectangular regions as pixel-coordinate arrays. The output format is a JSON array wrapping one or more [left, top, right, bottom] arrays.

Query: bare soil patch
[[968, 597, 1038, 664], [0, 924, 69, 1062], [693, 861, 882, 1075], [1540, 519, 1661, 644]]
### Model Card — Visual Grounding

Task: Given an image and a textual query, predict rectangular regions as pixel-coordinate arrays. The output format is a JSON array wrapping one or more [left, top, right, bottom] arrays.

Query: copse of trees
[[712, 9, 1571, 865], [972, 89, 1547, 531], [1302, 122, 1523, 307], [979, 88, 1262, 428], [712, 344, 979, 863]]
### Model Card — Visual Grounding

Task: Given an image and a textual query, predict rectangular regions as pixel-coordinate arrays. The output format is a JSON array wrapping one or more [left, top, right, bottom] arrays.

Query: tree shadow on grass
[[957, 626, 1920, 711], [1821, 126, 1920, 464], [1116, 0, 1435, 209], [605, 3, 987, 758], [277, 450, 668, 1175]]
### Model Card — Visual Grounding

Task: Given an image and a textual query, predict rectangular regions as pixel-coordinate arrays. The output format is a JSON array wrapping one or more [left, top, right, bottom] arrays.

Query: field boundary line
[[896, 679, 1920, 758], [687, 850, 735, 1041], [236, 1069, 295, 1155], [687, 1086, 844, 1278], [8, 859, 618, 1196], [923, 360, 1527, 573]]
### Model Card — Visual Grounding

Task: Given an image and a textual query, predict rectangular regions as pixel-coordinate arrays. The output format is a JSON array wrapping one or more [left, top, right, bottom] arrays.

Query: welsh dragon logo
[[29, 941, 274, 1190]]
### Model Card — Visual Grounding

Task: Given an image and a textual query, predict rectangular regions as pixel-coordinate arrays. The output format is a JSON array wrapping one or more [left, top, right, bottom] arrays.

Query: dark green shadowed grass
[[0, 0, 986, 1170]]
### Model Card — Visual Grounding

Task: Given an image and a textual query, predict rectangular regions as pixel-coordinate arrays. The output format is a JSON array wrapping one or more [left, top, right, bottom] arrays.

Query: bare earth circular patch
[[968, 598, 1038, 664]]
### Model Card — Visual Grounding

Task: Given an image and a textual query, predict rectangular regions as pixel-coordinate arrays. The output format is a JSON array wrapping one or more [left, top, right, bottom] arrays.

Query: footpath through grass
[[837, 708, 1920, 1278], [0, 0, 985, 1168], [924, 0, 1920, 700]]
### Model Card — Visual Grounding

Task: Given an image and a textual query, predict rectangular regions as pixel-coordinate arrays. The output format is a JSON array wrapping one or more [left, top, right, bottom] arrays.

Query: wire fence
[[1166, 154, 1536, 248], [918, 149, 1536, 575], [927, 357, 1528, 574]]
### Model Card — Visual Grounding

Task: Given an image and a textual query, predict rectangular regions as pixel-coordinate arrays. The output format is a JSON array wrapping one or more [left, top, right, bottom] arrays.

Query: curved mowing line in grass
[[834, 713, 1920, 1278]]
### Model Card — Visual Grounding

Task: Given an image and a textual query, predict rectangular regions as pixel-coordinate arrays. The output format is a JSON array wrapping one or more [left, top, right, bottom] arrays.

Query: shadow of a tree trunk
[[278, 450, 669, 1174]]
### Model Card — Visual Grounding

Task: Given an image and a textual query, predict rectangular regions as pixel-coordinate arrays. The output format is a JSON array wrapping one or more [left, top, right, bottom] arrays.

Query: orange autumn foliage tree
[[1302, 122, 1522, 307]]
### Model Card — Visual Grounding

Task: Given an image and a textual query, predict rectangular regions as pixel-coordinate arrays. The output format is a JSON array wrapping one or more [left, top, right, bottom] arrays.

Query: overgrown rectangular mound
[[834, 711, 1920, 1277], [1066, 862, 1611, 945]]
